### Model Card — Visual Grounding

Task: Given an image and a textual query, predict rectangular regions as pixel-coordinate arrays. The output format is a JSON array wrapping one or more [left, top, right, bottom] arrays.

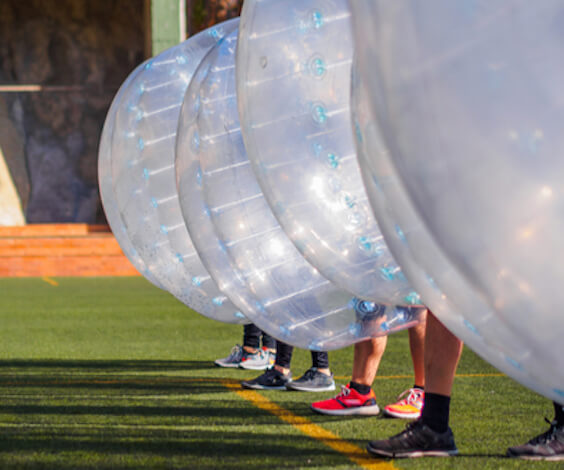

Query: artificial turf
[[0, 277, 556, 469]]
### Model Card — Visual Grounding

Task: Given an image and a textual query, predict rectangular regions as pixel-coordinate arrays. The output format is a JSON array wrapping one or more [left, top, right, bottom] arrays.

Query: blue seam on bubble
[[463, 319, 480, 336], [395, 225, 407, 243], [348, 322, 362, 337], [404, 291, 421, 305], [505, 356, 524, 371], [312, 10, 324, 29]]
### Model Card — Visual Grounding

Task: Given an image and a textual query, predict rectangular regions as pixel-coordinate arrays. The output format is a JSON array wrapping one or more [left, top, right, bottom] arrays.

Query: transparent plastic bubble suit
[[99, 63, 162, 288], [106, 19, 247, 324], [235, 0, 419, 305], [175, 28, 423, 350], [350, 0, 564, 402]]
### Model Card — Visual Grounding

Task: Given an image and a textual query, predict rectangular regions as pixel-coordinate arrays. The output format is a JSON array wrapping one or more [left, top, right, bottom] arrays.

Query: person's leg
[[274, 341, 293, 375], [409, 311, 426, 389], [260, 330, 276, 352], [311, 337, 386, 415], [350, 336, 387, 391], [507, 401, 564, 460], [367, 312, 463, 458], [238, 324, 276, 370], [419, 313, 463, 432], [311, 351, 330, 375], [383, 309, 427, 419], [243, 323, 262, 352], [556, 402, 564, 425]]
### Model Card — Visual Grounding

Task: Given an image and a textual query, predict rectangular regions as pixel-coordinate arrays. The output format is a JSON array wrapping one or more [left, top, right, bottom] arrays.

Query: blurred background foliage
[[187, 0, 243, 36]]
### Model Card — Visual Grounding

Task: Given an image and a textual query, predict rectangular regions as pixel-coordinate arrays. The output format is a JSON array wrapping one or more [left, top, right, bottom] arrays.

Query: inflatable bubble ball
[[101, 19, 247, 324], [350, 0, 564, 402], [235, 0, 420, 305], [175, 26, 424, 350]]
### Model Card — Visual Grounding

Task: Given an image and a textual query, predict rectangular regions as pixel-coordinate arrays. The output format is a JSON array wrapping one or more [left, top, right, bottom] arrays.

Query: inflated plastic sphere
[[350, 0, 564, 401], [105, 19, 247, 324], [351, 63, 563, 403], [235, 0, 419, 305], [175, 28, 423, 350], [98, 62, 162, 288]]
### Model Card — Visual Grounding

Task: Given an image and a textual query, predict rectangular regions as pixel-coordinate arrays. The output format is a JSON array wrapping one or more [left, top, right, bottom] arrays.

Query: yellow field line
[[222, 381, 395, 470], [41, 276, 58, 286]]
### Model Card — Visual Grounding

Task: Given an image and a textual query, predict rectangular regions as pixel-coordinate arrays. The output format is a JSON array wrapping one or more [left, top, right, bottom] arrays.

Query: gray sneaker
[[241, 368, 292, 390], [507, 419, 564, 461], [285, 367, 336, 392], [239, 348, 275, 370], [214, 345, 244, 368]]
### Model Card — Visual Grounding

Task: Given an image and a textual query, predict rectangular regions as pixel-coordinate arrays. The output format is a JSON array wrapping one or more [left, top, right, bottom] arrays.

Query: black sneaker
[[507, 419, 564, 461], [241, 368, 292, 390], [285, 367, 336, 392], [367, 419, 458, 458]]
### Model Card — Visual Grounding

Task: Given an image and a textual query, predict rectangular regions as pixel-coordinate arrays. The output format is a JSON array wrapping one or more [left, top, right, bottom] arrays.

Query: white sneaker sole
[[382, 408, 421, 419], [241, 383, 288, 390], [239, 362, 273, 370], [214, 360, 241, 368], [367, 446, 458, 458], [286, 383, 336, 392], [311, 403, 380, 416]]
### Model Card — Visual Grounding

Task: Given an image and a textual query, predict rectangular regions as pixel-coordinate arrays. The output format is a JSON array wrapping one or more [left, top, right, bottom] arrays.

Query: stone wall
[[187, 0, 243, 36], [0, 0, 145, 223]]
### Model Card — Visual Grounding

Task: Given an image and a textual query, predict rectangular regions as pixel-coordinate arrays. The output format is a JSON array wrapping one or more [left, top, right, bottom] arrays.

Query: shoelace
[[229, 345, 242, 359], [337, 384, 351, 398], [264, 368, 283, 379], [391, 419, 423, 440], [529, 419, 561, 444], [300, 368, 319, 380], [396, 388, 423, 406], [241, 348, 263, 361]]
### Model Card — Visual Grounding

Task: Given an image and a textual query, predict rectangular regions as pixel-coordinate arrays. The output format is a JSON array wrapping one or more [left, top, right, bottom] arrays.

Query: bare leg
[[424, 312, 463, 396], [408, 309, 427, 387], [352, 336, 388, 386]]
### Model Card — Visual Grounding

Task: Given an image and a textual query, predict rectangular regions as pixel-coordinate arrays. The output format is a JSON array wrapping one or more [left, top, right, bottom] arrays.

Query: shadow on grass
[[0, 375, 238, 394], [0, 401, 299, 420], [0, 428, 352, 470], [0, 359, 212, 372]]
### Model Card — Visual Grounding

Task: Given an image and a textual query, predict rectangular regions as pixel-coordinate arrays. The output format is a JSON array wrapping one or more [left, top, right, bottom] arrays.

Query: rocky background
[[187, 0, 243, 36], [0, 0, 243, 224]]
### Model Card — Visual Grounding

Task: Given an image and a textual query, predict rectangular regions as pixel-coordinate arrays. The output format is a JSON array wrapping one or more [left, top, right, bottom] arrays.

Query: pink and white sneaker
[[383, 387, 424, 419]]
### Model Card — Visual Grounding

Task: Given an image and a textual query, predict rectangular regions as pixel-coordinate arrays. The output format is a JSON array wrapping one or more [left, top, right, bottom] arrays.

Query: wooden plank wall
[[0, 224, 141, 277]]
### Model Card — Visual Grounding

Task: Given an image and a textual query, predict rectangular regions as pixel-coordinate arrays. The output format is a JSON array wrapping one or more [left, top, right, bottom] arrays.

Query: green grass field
[[0, 277, 557, 469]]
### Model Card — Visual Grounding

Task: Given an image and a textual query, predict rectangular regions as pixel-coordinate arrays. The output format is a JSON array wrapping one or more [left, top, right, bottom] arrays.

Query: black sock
[[414, 384, 424, 391], [350, 381, 371, 395], [421, 392, 450, 434], [554, 401, 564, 426]]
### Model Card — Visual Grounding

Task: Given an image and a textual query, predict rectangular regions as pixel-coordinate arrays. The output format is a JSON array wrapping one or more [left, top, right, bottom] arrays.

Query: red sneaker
[[383, 388, 424, 419], [311, 383, 380, 416]]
